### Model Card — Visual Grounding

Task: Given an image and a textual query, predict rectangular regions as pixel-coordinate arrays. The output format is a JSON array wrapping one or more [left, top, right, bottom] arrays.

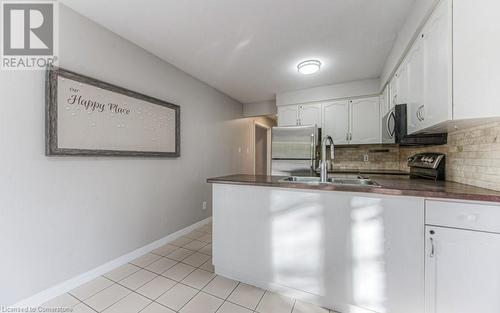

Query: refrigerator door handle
[[310, 132, 316, 170]]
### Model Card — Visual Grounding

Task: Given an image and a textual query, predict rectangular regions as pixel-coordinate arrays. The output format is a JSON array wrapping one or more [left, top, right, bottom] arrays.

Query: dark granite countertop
[[207, 174, 500, 203], [328, 169, 409, 175]]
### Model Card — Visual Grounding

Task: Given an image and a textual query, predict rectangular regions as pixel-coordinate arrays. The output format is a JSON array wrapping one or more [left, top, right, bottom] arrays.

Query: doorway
[[254, 123, 271, 175]]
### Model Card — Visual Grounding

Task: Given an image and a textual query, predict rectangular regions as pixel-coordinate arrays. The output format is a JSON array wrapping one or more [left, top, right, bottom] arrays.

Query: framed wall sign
[[45, 66, 180, 157]]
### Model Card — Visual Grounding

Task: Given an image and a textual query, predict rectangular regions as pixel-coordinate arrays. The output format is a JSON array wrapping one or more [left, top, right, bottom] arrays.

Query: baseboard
[[13, 217, 212, 307]]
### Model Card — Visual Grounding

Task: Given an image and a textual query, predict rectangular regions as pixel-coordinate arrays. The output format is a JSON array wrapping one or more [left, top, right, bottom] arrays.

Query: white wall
[[380, 0, 439, 88], [276, 78, 380, 106], [243, 100, 277, 117], [0, 5, 245, 305]]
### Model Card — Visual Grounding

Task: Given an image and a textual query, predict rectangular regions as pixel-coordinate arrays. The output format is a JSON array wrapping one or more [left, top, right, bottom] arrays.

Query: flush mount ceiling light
[[297, 60, 321, 75]]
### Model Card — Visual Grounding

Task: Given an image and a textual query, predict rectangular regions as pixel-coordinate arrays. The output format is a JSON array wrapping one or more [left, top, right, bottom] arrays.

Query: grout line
[[290, 299, 297, 313], [79, 225, 312, 313], [254, 289, 267, 312]]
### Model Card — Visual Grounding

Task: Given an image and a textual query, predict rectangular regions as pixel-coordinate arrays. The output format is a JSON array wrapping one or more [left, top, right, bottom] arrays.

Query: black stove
[[407, 153, 446, 181]]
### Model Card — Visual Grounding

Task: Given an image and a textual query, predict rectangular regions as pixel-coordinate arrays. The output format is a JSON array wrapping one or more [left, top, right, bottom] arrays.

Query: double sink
[[279, 174, 380, 187]]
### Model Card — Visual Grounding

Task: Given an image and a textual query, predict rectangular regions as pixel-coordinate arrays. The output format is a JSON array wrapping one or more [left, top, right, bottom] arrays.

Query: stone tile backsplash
[[331, 121, 500, 191], [330, 145, 400, 171]]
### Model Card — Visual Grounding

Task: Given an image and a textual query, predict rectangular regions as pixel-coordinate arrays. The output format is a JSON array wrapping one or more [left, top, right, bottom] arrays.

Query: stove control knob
[[428, 157, 435, 163]]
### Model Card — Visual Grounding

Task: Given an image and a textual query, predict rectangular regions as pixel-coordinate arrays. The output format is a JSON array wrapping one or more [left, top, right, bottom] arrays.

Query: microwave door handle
[[387, 111, 396, 138]]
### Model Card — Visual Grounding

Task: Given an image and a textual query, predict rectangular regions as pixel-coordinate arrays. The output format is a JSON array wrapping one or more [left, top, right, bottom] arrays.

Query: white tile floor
[[40, 223, 336, 313]]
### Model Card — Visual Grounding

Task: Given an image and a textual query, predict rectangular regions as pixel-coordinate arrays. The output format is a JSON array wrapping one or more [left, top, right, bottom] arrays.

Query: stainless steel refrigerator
[[271, 126, 319, 176]]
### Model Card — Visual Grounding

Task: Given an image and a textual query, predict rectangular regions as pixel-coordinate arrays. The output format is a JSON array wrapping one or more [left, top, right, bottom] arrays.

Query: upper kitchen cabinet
[[406, 35, 426, 134], [421, 0, 452, 130], [404, 0, 452, 134], [393, 0, 500, 134], [380, 84, 390, 118], [322, 100, 350, 144], [322, 97, 380, 145], [277, 103, 321, 127], [350, 97, 381, 144], [298, 103, 322, 127], [277, 105, 298, 126], [453, 0, 500, 120], [394, 63, 409, 106]]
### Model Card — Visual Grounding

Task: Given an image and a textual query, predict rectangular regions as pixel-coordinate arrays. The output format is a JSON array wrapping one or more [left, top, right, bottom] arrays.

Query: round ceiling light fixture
[[297, 59, 321, 75]]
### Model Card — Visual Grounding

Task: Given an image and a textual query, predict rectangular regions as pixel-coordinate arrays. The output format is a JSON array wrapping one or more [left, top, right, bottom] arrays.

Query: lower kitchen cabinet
[[425, 226, 500, 313], [425, 200, 500, 313], [212, 184, 424, 313]]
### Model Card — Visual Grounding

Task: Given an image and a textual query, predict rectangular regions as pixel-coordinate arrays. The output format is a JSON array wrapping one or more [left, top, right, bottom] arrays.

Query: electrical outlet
[[363, 154, 369, 162], [202, 201, 207, 210]]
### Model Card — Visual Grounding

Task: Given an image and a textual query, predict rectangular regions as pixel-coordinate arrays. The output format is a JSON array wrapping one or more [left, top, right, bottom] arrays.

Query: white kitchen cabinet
[[277, 105, 298, 126], [379, 84, 390, 118], [406, 35, 426, 134], [213, 184, 425, 313], [425, 226, 500, 313], [277, 104, 321, 127], [389, 0, 500, 132], [389, 76, 398, 109], [394, 64, 409, 106], [298, 103, 321, 127], [399, 0, 451, 135], [453, 0, 500, 120], [425, 200, 500, 313], [421, 0, 452, 131], [278, 98, 381, 144], [350, 97, 381, 144], [322, 100, 349, 144]]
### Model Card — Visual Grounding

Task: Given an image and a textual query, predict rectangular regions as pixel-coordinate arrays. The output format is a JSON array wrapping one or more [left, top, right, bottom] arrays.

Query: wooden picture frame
[[45, 66, 180, 157]]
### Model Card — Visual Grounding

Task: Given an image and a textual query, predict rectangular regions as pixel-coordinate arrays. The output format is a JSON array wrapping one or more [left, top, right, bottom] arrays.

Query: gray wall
[[0, 5, 245, 305]]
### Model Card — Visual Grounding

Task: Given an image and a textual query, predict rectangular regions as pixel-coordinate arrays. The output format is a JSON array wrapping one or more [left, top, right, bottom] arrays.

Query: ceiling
[[61, 0, 415, 104]]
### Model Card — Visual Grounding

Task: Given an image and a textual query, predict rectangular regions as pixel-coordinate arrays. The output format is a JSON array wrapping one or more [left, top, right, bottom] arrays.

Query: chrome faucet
[[320, 135, 335, 183]]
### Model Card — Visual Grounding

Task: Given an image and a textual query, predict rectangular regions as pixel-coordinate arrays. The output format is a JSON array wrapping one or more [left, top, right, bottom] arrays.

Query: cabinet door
[[350, 97, 381, 144], [277, 105, 298, 126], [422, 0, 452, 130], [395, 65, 409, 105], [425, 226, 500, 313], [389, 76, 398, 109], [299, 103, 321, 127], [453, 0, 500, 119], [406, 36, 426, 134], [322, 100, 349, 144], [380, 84, 390, 118]]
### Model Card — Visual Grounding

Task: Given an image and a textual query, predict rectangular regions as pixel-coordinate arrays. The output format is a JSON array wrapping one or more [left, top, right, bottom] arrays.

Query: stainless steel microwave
[[382, 104, 447, 146]]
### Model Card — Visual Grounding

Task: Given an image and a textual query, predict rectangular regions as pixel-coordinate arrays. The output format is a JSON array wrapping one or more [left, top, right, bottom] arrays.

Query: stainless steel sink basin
[[327, 178, 380, 187], [280, 176, 322, 184], [279, 175, 380, 187]]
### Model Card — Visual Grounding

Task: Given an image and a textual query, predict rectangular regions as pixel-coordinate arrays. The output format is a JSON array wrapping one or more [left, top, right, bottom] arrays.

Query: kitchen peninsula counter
[[207, 174, 500, 203]]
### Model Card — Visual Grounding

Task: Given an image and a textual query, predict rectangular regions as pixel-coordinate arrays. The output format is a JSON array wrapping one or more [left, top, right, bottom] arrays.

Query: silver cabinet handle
[[429, 237, 435, 258], [310, 133, 315, 170]]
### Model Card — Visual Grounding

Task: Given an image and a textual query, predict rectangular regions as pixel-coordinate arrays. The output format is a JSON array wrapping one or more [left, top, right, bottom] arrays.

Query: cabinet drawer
[[426, 200, 500, 233]]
